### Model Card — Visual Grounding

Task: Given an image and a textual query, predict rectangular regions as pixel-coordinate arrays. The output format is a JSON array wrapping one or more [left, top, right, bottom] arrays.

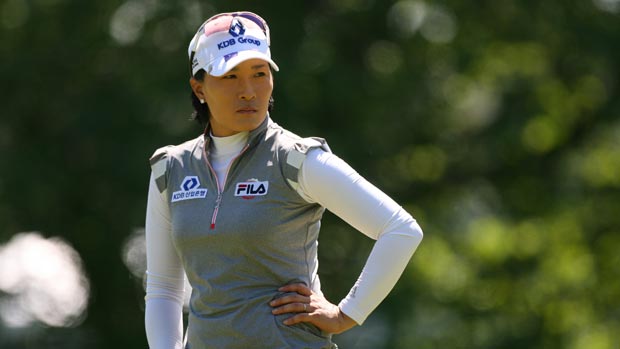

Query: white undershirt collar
[[209, 131, 249, 188], [210, 131, 249, 157]]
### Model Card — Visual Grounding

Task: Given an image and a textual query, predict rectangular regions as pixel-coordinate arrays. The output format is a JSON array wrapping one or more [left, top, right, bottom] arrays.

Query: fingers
[[270, 284, 313, 316], [278, 283, 312, 296], [270, 293, 310, 307], [282, 312, 314, 326], [271, 301, 312, 315], [270, 285, 351, 334]]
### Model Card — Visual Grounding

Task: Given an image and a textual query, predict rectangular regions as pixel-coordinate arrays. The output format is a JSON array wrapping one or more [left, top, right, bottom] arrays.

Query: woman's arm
[[144, 173, 186, 349], [282, 148, 423, 327]]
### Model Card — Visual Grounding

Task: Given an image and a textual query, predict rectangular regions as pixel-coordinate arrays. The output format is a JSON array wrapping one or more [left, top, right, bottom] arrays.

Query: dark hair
[[190, 69, 275, 125]]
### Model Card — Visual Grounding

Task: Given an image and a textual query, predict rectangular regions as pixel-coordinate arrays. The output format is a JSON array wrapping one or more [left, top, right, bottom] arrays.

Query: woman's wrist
[[336, 308, 358, 334]]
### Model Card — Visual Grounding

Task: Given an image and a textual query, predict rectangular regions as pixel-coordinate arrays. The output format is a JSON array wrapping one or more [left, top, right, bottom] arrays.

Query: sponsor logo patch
[[171, 176, 208, 203], [216, 37, 262, 50], [228, 18, 246, 37], [235, 180, 269, 200], [223, 52, 238, 62], [217, 19, 262, 51]]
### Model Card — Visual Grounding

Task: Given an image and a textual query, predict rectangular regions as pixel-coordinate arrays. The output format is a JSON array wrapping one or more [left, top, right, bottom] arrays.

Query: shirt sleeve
[[145, 172, 186, 349], [297, 149, 423, 325]]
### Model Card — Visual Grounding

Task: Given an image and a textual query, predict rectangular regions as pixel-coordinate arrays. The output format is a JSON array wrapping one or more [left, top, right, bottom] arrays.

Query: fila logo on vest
[[235, 180, 269, 200], [171, 176, 208, 203]]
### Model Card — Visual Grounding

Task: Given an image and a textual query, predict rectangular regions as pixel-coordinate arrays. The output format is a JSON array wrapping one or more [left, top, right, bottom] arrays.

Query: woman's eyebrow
[[228, 63, 267, 72]]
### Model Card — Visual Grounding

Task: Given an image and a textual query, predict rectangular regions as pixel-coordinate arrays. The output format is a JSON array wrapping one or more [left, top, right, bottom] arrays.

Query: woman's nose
[[238, 78, 256, 100]]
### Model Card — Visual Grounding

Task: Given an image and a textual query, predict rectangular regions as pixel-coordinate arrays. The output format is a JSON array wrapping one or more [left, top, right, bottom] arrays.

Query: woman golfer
[[144, 11, 423, 349]]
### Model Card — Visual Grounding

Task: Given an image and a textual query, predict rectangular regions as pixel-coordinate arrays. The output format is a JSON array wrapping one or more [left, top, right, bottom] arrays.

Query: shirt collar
[[202, 114, 272, 154]]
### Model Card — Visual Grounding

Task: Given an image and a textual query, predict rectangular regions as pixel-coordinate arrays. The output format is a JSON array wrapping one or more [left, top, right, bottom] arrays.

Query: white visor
[[188, 13, 279, 77]]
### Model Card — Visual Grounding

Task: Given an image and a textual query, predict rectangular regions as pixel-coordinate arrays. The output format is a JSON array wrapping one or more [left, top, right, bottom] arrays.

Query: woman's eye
[[255, 72, 267, 77], [223, 74, 236, 79]]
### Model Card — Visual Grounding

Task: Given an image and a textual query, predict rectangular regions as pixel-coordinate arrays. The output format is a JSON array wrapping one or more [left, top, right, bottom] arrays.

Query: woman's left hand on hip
[[269, 283, 357, 334]]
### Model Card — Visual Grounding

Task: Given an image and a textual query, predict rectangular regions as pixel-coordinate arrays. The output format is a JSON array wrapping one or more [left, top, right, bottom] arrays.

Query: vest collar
[[202, 114, 272, 155]]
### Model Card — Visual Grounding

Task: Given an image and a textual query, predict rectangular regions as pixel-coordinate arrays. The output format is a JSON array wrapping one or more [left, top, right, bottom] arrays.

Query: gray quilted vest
[[149, 117, 337, 349]]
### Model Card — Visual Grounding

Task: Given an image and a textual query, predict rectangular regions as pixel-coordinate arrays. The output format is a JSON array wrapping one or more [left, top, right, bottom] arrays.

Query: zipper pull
[[211, 193, 223, 230]]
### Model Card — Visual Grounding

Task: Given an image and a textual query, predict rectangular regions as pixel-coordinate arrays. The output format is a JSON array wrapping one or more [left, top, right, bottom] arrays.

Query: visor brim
[[208, 51, 279, 77]]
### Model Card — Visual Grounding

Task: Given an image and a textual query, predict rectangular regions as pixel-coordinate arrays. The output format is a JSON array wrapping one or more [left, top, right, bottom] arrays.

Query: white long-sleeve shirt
[[145, 131, 423, 348]]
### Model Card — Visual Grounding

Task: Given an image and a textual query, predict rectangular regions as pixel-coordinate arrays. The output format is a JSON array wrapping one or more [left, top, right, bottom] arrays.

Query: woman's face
[[194, 58, 274, 137]]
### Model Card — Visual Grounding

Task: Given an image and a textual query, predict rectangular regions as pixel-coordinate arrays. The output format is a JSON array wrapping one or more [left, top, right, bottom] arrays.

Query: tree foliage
[[1, 0, 619, 348]]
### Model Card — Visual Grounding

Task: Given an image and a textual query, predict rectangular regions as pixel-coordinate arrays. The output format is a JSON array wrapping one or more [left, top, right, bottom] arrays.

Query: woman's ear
[[189, 77, 205, 101]]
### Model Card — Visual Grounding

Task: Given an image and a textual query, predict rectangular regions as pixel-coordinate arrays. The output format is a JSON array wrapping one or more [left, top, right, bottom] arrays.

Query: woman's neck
[[210, 131, 249, 156]]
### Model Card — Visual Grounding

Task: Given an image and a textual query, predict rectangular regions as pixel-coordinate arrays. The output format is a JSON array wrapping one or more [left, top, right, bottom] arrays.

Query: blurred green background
[[1, 0, 619, 348]]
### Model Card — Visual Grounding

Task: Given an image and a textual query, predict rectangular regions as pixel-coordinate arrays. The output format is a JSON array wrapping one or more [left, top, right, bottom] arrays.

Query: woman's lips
[[236, 107, 257, 114]]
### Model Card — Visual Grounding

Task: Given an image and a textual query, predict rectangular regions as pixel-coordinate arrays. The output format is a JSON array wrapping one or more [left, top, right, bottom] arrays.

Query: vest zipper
[[205, 144, 250, 230]]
